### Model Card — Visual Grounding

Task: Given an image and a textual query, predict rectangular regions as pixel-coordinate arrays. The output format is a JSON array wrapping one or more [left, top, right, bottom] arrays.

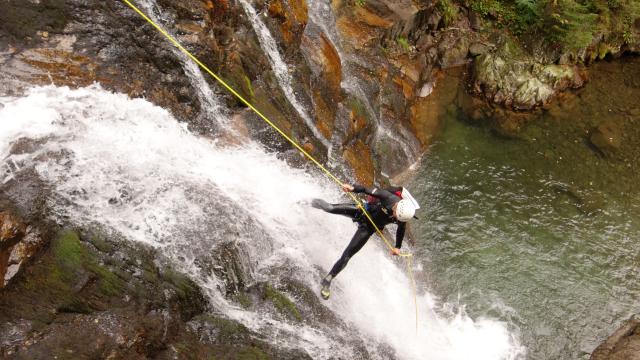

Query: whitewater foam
[[0, 85, 524, 359]]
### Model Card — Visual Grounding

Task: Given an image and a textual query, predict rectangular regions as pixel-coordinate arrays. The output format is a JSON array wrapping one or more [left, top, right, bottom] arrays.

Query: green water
[[410, 58, 640, 359]]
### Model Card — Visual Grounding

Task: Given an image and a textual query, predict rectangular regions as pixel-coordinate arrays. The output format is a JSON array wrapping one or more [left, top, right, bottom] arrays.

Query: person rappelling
[[312, 182, 419, 300]]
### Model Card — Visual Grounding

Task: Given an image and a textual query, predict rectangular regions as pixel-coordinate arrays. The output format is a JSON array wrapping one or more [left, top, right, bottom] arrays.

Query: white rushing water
[[0, 85, 524, 359]]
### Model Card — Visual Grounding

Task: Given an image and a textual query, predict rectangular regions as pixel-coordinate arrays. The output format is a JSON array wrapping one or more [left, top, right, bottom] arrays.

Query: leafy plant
[[542, 0, 599, 51], [355, 0, 366, 7], [437, 0, 458, 26], [397, 36, 410, 51]]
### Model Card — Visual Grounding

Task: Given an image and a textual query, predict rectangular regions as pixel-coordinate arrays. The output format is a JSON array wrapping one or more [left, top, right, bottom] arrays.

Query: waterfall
[[136, 0, 227, 129], [0, 85, 524, 359], [236, 0, 332, 151], [304, 0, 420, 164]]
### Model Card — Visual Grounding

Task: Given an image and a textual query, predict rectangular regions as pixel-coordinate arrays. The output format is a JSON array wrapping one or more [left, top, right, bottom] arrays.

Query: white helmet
[[395, 199, 416, 222]]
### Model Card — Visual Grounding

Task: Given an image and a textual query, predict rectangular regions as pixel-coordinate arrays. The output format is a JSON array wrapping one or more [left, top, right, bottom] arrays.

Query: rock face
[[591, 315, 640, 360], [0, 228, 311, 359], [473, 36, 585, 110], [0, 212, 46, 288]]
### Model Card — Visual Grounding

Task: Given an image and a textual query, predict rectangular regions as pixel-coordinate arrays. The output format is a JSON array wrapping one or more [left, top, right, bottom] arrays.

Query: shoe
[[311, 199, 332, 211], [320, 275, 332, 300]]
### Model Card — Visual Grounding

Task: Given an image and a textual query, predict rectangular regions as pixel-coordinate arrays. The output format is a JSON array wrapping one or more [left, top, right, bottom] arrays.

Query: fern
[[515, 0, 540, 25], [542, 0, 599, 50]]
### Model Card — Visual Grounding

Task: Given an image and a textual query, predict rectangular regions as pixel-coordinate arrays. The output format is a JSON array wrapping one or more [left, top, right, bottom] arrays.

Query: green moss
[[243, 75, 255, 99], [237, 346, 270, 360], [161, 267, 198, 299], [91, 263, 124, 296], [348, 97, 368, 121], [236, 292, 252, 309], [57, 297, 92, 314], [53, 230, 124, 296], [193, 314, 252, 339], [264, 284, 302, 322], [53, 230, 85, 279], [87, 234, 114, 253]]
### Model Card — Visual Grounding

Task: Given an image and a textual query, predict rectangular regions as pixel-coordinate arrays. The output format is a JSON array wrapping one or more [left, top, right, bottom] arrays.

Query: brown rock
[[343, 140, 375, 185], [354, 6, 393, 29], [0, 212, 27, 288], [591, 315, 640, 360], [268, 0, 308, 45], [0, 212, 25, 243], [590, 120, 621, 157], [469, 43, 489, 56]]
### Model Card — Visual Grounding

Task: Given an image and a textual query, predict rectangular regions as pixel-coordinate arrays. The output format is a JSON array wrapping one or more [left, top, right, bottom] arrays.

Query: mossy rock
[[53, 230, 124, 296], [263, 283, 302, 322], [237, 346, 270, 360]]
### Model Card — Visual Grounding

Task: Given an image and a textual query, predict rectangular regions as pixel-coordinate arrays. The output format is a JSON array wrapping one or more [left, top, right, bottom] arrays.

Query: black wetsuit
[[324, 184, 407, 277]]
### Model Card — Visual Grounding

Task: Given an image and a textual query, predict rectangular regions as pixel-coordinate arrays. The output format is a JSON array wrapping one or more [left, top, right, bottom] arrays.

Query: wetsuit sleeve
[[395, 222, 406, 249], [352, 184, 396, 202]]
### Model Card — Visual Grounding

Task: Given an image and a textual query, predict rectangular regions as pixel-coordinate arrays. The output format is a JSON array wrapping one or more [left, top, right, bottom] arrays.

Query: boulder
[[473, 36, 584, 109], [469, 42, 489, 56], [590, 120, 622, 157], [591, 315, 640, 360], [438, 32, 470, 68]]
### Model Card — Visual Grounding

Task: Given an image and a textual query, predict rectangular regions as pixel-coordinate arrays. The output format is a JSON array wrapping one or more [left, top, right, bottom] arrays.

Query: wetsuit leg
[[329, 225, 375, 277], [312, 199, 360, 219], [327, 203, 360, 218]]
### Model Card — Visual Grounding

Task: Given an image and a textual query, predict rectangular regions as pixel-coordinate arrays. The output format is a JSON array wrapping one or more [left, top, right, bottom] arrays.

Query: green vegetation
[[348, 97, 368, 121], [468, 0, 640, 52], [161, 267, 199, 300], [438, 0, 459, 26], [396, 36, 410, 51], [243, 75, 255, 99], [542, 0, 599, 51], [237, 346, 270, 360], [236, 292, 252, 308], [54, 230, 123, 296], [264, 284, 302, 321], [355, 0, 366, 7]]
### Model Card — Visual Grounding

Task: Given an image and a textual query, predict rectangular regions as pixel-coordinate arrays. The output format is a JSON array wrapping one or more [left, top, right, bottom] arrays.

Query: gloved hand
[[342, 183, 354, 193]]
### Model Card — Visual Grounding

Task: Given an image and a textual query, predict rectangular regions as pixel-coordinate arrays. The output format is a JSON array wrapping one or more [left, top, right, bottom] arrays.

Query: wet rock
[[590, 120, 622, 157], [0, 228, 215, 359], [211, 240, 254, 297], [354, 5, 393, 29], [427, 12, 442, 30], [0, 212, 47, 288], [469, 10, 482, 31], [469, 42, 489, 57], [416, 33, 434, 51], [552, 183, 605, 216], [438, 32, 470, 68], [591, 314, 640, 360], [300, 31, 342, 126], [265, 0, 309, 48], [473, 36, 584, 109]]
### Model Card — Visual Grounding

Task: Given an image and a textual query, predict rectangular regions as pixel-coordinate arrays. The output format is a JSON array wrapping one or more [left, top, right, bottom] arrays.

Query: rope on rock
[[120, 0, 419, 333]]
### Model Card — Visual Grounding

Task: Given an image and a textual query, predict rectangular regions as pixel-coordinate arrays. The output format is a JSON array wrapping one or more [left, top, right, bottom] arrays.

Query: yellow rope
[[120, 0, 418, 331]]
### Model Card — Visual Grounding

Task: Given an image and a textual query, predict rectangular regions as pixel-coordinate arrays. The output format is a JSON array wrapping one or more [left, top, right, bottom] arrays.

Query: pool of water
[[409, 57, 640, 359]]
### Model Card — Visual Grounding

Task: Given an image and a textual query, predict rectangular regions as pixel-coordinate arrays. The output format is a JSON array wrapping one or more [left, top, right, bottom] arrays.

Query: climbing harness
[[120, 0, 419, 333]]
